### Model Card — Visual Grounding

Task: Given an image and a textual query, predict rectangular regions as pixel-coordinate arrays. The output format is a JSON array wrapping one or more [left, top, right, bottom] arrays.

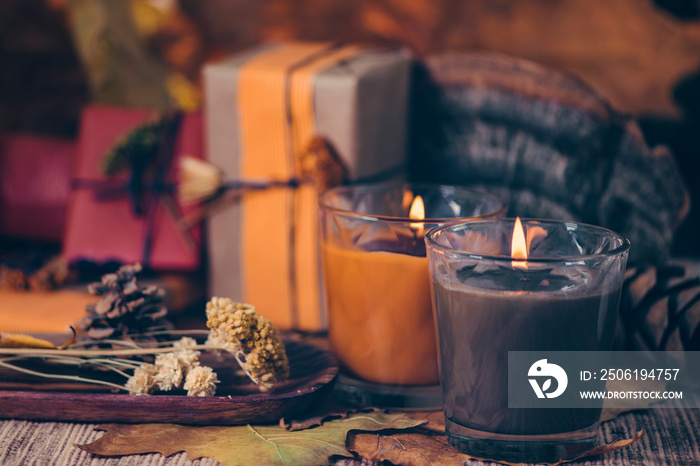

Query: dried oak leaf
[[280, 404, 445, 434], [408, 407, 642, 434], [291, 409, 443, 434], [404, 410, 446, 434], [77, 412, 425, 466], [349, 430, 469, 466], [348, 428, 644, 466], [280, 401, 382, 431]]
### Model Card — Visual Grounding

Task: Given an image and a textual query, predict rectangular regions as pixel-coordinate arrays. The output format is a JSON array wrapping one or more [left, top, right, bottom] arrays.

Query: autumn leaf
[[285, 401, 446, 433], [552, 430, 645, 465], [404, 410, 445, 433], [77, 412, 425, 466], [0, 332, 56, 349], [349, 428, 644, 466], [349, 430, 468, 466], [280, 403, 445, 433], [281, 405, 381, 431]]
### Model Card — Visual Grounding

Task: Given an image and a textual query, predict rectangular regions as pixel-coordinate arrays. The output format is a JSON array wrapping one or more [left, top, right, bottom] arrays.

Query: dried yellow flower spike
[[0, 332, 56, 349], [205, 297, 289, 392]]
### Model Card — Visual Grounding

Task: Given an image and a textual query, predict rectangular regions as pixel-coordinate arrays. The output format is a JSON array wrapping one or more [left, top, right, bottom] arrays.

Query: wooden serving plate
[[0, 339, 338, 425]]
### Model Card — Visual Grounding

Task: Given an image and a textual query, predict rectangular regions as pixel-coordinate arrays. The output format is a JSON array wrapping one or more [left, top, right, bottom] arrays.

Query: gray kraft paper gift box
[[204, 42, 411, 331]]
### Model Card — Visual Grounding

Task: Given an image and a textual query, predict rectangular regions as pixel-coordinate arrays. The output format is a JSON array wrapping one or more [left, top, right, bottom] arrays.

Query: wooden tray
[[0, 339, 338, 425]]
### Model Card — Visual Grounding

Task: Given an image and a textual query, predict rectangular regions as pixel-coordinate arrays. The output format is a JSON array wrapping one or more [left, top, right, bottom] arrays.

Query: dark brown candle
[[433, 277, 619, 435], [425, 218, 630, 462]]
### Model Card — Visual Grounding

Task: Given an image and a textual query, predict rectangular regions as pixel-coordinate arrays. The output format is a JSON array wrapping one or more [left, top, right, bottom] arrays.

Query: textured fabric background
[[1, 405, 699, 465]]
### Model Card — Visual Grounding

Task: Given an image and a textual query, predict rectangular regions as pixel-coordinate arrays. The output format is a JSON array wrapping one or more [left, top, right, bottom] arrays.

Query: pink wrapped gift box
[[63, 105, 203, 271]]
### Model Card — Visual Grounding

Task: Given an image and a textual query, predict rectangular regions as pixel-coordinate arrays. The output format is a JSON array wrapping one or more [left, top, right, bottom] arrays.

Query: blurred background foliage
[[0, 0, 699, 256]]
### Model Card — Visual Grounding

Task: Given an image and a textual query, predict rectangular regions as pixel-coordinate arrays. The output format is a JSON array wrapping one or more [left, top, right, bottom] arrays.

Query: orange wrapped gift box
[[204, 42, 411, 331]]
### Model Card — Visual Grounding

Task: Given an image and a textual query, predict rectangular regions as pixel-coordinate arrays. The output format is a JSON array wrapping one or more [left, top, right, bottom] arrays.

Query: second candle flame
[[511, 217, 528, 269], [409, 195, 425, 235]]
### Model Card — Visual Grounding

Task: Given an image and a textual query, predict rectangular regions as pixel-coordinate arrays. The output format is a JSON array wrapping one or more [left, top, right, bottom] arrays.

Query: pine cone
[[616, 263, 700, 352], [79, 263, 169, 340]]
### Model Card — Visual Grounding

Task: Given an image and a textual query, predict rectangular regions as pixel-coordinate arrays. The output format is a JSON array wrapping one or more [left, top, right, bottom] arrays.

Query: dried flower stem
[[127, 330, 211, 338], [1, 354, 142, 379], [1, 354, 139, 368], [0, 359, 138, 393], [68, 339, 144, 349], [0, 344, 231, 387], [0, 344, 224, 357]]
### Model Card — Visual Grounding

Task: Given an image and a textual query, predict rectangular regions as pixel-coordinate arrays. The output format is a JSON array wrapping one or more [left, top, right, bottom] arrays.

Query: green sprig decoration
[[100, 116, 164, 176]]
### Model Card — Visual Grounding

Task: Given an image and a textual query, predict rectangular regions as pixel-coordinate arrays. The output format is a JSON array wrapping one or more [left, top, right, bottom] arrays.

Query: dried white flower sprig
[[0, 334, 220, 397], [0, 296, 291, 396], [184, 366, 219, 397], [124, 337, 218, 396]]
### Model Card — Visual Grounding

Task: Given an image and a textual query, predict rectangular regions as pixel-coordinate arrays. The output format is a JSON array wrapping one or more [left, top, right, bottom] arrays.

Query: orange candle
[[322, 242, 438, 385], [318, 183, 506, 397]]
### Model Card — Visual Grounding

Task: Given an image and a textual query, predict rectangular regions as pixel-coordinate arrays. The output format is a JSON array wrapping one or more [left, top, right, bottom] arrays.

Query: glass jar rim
[[318, 182, 507, 224], [425, 217, 631, 262]]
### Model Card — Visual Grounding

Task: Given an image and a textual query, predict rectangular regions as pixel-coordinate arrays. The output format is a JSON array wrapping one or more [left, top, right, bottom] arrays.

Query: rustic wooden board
[[0, 339, 338, 425]]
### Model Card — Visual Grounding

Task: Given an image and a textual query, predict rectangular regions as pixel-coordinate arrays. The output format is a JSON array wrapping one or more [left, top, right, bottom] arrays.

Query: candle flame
[[409, 195, 425, 234], [511, 217, 528, 269]]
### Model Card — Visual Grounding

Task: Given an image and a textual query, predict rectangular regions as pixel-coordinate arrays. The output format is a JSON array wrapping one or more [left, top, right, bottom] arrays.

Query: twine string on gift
[[284, 43, 352, 329], [178, 138, 404, 228], [139, 110, 184, 267]]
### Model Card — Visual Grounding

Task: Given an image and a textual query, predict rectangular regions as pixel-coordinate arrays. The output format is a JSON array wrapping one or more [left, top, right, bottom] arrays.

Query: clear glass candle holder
[[319, 183, 506, 409], [425, 218, 630, 462]]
